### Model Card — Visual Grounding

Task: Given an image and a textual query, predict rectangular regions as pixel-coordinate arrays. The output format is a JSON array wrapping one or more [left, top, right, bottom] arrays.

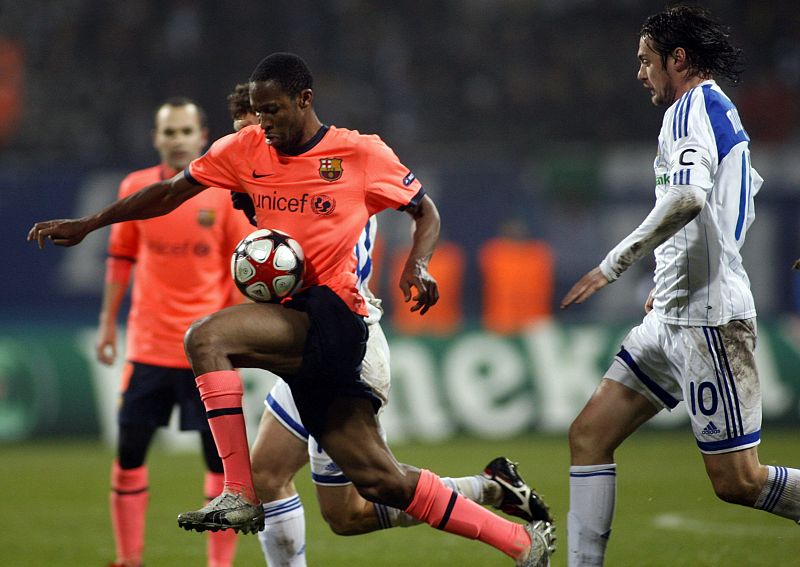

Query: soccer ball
[[230, 228, 305, 302]]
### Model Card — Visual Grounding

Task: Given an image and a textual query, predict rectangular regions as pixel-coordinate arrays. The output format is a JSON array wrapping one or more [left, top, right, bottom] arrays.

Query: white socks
[[258, 495, 306, 567], [754, 465, 800, 522], [568, 464, 617, 567]]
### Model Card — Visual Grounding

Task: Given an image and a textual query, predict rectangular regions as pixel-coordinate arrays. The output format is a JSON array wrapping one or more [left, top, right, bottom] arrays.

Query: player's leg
[[568, 312, 681, 567], [173, 364, 240, 567], [567, 378, 658, 567], [111, 422, 157, 567], [109, 362, 171, 567], [317, 396, 554, 566], [700, 429, 800, 523], [178, 302, 309, 534], [251, 387, 310, 567], [313, 448, 545, 533], [200, 431, 238, 567], [691, 320, 800, 523]]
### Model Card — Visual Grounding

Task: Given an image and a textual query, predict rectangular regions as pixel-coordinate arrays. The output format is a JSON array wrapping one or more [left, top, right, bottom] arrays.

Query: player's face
[[249, 80, 309, 151], [233, 112, 258, 133], [637, 36, 677, 106], [153, 104, 208, 170]]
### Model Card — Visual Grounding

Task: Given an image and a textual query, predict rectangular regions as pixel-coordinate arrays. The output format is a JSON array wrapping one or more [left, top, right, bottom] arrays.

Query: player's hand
[[95, 328, 117, 366], [793, 258, 800, 270], [560, 266, 610, 309], [399, 262, 439, 315], [231, 192, 257, 226], [27, 218, 91, 249]]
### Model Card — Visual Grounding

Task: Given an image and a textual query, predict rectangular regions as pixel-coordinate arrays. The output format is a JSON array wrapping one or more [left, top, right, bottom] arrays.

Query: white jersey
[[651, 80, 762, 326], [355, 215, 383, 325]]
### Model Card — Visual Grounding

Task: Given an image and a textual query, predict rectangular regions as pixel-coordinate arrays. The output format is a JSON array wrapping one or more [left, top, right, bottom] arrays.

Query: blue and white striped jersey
[[354, 215, 383, 325], [652, 80, 762, 325]]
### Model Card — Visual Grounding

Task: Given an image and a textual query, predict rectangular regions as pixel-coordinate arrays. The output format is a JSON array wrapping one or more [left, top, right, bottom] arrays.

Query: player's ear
[[297, 89, 314, 109], [671, 47, 688, 72]]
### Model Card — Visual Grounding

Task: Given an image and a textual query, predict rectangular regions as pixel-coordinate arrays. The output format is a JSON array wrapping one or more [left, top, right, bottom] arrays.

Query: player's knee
[[184, 315, 223, 362], [352, 470, 414, 510], [321, 507, 363, 536], [569, 416, 601, 460]]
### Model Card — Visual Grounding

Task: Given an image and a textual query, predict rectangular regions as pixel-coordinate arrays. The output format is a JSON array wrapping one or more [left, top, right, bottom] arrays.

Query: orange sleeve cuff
[[105, 255, 135, 285]]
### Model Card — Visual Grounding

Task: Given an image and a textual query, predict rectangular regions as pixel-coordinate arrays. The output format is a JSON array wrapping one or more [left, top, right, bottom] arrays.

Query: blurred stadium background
[[2, 1, 800, 565]]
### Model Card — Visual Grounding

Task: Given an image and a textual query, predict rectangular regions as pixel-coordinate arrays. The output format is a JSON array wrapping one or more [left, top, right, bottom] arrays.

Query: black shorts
[[282, 285, 375, 438], [118, 362, 209, 431]]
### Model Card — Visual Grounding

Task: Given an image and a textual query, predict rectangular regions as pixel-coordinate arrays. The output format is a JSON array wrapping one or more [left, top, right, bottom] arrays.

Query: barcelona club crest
[[197, 208, 216, 227], [319, 157, 343, 182]]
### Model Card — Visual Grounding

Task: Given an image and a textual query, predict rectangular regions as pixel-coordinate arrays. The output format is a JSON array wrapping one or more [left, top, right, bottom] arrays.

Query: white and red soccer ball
[[230, 229, 305, 302]]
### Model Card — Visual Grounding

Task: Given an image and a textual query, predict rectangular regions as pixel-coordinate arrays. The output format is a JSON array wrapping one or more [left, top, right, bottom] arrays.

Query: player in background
[[96, 98, 252, 567], [226, 83, 552, 566], [560, 7, 800, 566], [30, 53, 555, 567]]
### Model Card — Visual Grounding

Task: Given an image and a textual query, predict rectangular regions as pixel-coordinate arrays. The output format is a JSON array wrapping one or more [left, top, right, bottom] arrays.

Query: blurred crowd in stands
[[1, 0, 798, 169]]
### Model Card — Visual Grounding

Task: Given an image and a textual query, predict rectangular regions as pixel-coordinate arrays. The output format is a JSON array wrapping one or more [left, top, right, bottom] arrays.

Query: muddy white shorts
[[606, 310, 761, 454]]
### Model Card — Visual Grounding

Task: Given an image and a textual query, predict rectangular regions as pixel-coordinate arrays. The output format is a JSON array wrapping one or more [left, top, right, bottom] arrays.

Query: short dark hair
[[227, 83, 252, 120], [156, 96, 208, 128], [249, 53, 313, 97], [640, 5, 744, 84]]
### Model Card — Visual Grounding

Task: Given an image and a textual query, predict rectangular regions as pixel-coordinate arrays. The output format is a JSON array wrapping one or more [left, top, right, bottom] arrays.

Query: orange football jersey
[[186, 125, 424, 316], [108, 165, 253, 368]]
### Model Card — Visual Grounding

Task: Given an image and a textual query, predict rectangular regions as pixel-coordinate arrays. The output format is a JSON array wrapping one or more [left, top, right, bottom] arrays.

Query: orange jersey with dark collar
[[108, 165, 253, 368], [186, 125, 424, 316]]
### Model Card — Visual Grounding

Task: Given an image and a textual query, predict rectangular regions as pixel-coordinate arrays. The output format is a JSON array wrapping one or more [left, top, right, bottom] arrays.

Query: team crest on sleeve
[[197, 208, 216, 227], [403, 171, 416, 186], [319, 157, 343, 181], [311, 194, 336, 216]]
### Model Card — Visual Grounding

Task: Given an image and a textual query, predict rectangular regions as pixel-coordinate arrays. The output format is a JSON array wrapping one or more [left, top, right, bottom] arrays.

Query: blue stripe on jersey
[[266, 393, 309, 441], [735, 153, 748, 240], [364, 217, 372, 249], [616, 348, 679, 408], [701, 84, 750, 162], [696, 429, 760, 452], [672, 89, 694, 140], [311, 472, 352, 485], [682, 89, 692, 137], [354, 219, 373, 286], [673, 92, 686, 140], [763, 466, 788, 512]]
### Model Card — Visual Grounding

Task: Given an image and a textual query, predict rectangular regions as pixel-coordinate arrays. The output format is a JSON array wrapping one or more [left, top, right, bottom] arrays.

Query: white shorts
[[265, 322, 391, 485], [606, 310, 761, 454]]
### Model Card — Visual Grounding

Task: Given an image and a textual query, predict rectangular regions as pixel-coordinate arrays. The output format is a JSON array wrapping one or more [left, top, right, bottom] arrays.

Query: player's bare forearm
[[560, 267, 610, 309], [400, 195, 441, 314], [28, 175, 205, 248]]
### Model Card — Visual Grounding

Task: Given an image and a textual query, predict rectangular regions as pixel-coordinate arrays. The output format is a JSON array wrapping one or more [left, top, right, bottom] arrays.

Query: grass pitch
[[3, 429, 798, 566]]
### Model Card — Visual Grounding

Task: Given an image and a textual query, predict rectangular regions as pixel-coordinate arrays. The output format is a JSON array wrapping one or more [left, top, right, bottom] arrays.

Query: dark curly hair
[[227, 83, 252, 120], [249, 52, 313, 97], [640, 5, 744, 84]]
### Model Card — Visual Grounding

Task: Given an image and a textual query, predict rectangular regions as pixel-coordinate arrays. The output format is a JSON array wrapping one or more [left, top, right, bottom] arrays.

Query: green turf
[[3, 429, 798, 566]]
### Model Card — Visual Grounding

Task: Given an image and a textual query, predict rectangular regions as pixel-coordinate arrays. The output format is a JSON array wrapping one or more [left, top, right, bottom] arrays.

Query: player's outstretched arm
[[561, 184, 705, 309], [560, 267, 610, 309], [399, 194, 440, 315], [28, 174, 207, 248]]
